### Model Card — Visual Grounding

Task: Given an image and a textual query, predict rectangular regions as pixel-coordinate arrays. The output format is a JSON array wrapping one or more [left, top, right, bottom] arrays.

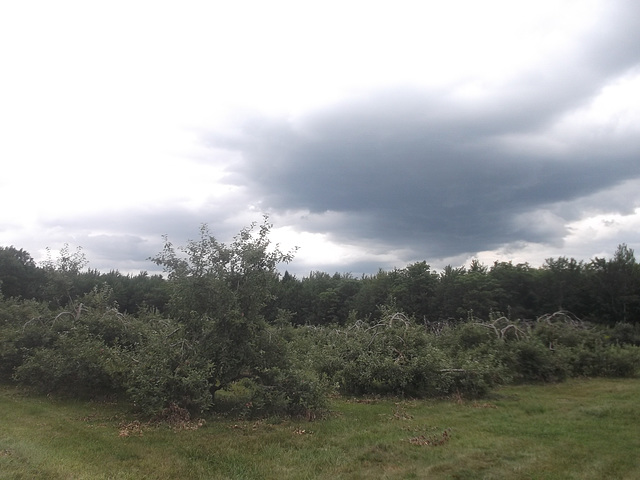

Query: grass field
[[1, 378, 639, 479]]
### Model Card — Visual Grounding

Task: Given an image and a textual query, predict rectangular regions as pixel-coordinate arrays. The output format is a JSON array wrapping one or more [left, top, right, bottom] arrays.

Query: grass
[[1, 378, 639, 479]]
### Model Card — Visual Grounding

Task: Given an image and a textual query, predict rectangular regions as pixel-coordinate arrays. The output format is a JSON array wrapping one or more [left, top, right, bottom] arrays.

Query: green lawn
[[1, 378, 639, 479]]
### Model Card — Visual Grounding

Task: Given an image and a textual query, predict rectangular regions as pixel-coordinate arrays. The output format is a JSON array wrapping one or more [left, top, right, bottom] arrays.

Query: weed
[[409, 428, 452, 446], [118, 420, 144, 437], [150, 402, 206, 431], [390, 402, 414, 420]]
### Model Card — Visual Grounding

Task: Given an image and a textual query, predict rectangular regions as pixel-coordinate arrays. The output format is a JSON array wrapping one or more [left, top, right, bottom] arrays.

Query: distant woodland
[[1, 241, 639, 326]]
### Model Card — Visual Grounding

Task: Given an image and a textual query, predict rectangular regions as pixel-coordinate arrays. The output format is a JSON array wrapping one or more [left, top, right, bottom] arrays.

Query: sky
[[1, 0, 639, 277]]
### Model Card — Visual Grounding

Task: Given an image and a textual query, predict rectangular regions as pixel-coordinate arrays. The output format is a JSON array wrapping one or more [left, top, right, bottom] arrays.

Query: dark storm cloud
[[206, 3, 640, 262], [209, 95, 638, 258]]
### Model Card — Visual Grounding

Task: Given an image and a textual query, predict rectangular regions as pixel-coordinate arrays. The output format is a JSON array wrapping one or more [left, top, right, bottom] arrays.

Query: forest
[[1, 218, 639, 417]]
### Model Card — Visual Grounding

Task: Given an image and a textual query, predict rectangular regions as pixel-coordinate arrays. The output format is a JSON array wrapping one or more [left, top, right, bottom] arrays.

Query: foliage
[[502, 339, 569, 382], [0, 246, 44, 299], [295, 306, 509, 399], [141, 217, 327, 415], [13, 328, 118, 395], [150, 216, 295, 320], [0, 298, 54, 381], [286, 304, 639, 399], [118, 317, 215, 415], [587, 244, 640, 324], [39, 243, 89, 307], [5, 285, 143, 396], [3, 240, 640, 327], [1, 230, 639, 419]]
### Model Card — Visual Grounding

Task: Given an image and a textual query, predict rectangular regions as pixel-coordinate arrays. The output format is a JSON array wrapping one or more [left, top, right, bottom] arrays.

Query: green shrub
[[0, 298, 54, 381], [609, 322, 640, 346], [115, 319, 215, 415], [230, 367, 329, 418], [293, 311, 509, 398], [533, 320, 597, 349], [13, 327, 119, 395], [446, 321, 497, 351], [566, 341, 640, 377], [503, 339, 569, 382], [448, 350, 513, 396], [599, 345, 640, 377]]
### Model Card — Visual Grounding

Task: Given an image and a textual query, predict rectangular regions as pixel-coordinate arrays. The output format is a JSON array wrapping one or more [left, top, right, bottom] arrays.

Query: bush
[[0, 298, 53, 381], [3, 294, 139, 398], [229, 368, 329, 419], [609, 322, 640, 346], [565, 341, 640, 378], [445, 321, 497, 351], [600, 345, 640, 377], [532, 318, 597, 349], [13, 327, 120, 396], [294, 310, 509, 398], [503, 339, 569, 382], [115, 318, 215, 415], [3, 279, 638, 416]]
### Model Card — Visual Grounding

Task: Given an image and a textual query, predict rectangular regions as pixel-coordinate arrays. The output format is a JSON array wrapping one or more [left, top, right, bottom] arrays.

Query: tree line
[[2, 242, 638, 326], [272, 244, 640, 327]]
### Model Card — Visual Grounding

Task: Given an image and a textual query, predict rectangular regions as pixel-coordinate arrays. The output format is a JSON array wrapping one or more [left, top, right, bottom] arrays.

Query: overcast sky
[[1, 0, 639, 277]]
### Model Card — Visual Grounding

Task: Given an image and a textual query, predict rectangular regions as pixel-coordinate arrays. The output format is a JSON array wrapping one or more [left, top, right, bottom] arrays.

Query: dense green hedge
[[1, 294, 639, 416]]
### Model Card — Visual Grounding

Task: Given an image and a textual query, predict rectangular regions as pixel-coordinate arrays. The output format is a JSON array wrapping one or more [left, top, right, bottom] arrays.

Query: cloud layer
[[2, 1, 640, 276], [207, 2, 640, 263]]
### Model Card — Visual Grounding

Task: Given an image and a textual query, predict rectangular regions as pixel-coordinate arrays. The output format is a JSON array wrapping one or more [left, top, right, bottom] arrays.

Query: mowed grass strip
[[1, 378, 639, 479]]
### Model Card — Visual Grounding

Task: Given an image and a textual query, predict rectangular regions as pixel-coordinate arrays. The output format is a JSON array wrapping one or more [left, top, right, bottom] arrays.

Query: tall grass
[[1, 378, 639, 479]]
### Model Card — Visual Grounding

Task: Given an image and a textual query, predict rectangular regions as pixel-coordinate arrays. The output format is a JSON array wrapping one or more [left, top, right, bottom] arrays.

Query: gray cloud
[[205, 4, 640, 264], [208, 94, 638, 260], [34, 199, 250, 272]]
